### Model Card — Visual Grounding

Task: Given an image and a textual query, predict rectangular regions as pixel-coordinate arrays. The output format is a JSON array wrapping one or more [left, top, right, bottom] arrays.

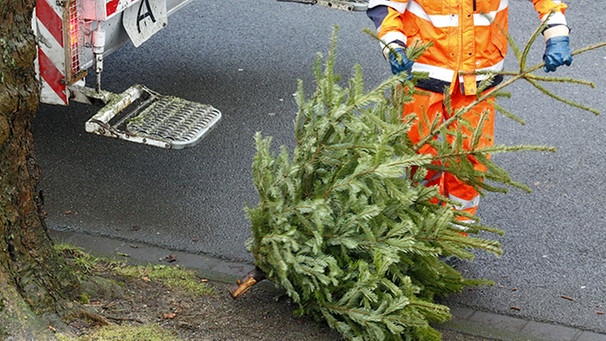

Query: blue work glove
[[388, 47, 414, 78], [543, 36, 573, 72]]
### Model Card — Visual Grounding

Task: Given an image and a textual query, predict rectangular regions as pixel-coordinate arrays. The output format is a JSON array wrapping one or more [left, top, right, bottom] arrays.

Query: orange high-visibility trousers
[[405, 86, 495, 220]]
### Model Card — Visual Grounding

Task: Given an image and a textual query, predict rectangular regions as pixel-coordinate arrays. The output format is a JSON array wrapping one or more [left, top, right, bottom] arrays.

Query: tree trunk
[[0, 1, 80, 338]]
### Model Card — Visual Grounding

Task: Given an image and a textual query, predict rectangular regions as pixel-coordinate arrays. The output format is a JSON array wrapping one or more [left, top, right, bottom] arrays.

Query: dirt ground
[[73, 275, 343, 340], [59, 261, 495, 341]]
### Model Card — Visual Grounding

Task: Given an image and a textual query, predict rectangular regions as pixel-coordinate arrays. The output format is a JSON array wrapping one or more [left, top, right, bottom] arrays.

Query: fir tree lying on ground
[[243, 28, 602, 340]]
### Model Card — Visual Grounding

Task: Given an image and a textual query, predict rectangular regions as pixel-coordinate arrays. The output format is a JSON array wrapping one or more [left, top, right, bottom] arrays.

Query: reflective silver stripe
[[408, 1, 459, 28], [409, 0, 508, 28], [412, 62, 456, 82], [474, 0, 508, 26], [367, 0, 408, 13], [541, 11, 567, 26], [458, 60, 505, 82], [451, 222, 471, 231], [449, 194, 480, 211], [414, 59, 504, 84], [381, 31, 407, 46], [379, 31, 408, 57]]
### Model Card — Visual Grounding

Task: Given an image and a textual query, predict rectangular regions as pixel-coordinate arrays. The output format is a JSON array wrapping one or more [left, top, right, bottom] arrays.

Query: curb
[[49, 229, 606, 341], [441, 306, 606, 341]]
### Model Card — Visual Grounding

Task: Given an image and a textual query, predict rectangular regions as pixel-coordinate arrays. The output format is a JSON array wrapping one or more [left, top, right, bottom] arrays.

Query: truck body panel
[[34, 0, 190, 106]]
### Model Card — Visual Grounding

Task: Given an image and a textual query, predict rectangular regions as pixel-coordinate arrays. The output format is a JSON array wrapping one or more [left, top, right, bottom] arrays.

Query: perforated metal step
[[277, 0, 367, 11], [85, 85, 221, 149], [317, 0, 367, 11]]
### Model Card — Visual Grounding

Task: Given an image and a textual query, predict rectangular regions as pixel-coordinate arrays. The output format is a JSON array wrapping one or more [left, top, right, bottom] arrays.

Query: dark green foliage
[[246, 26, 601, 339], [246, 31, 508, 340]]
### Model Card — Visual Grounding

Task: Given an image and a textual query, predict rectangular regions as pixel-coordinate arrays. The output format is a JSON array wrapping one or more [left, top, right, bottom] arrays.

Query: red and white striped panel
[[35, 0, 68, 105], [106, 0, 134, 18], [84, 0, 138, 20]]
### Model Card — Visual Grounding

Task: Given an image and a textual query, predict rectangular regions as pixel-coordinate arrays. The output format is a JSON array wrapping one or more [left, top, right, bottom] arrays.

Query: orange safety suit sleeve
[[379, 7, 405, 39], [531, 0, 568, 24], [367, 0, 407, 42]]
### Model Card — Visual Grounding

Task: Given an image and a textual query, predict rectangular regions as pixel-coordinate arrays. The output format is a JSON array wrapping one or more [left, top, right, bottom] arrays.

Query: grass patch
[[114, 264, 214, 296], [55, 243, 104, 277], [57, 323, 180, 341], [54, 243, 214, 296]]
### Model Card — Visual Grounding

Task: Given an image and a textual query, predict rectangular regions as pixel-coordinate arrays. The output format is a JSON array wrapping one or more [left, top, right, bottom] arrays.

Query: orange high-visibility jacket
[[367, 0, 568, 95]]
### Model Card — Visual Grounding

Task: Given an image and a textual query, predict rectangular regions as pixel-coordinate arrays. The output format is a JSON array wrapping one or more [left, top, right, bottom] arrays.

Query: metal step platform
[[84, 85, 221, 149], [276, 0, 368, 11]]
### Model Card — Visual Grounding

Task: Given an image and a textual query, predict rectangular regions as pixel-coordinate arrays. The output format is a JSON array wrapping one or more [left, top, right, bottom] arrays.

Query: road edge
[[49, 228, 606, 341]]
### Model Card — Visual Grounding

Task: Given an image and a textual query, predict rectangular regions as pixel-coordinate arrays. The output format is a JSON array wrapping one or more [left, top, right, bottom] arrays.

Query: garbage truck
[[33, 0, 368, 149]]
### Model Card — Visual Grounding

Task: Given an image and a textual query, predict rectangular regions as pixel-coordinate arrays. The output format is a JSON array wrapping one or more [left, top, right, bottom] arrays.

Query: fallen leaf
[[166, 254, 177, 262], [597, 311, 604, 315], [163, 312, 177, 319], [510, 306, 521, 311]]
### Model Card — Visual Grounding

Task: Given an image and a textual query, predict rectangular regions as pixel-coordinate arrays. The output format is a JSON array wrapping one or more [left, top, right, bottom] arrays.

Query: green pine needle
[[245, 26, 604, 341]]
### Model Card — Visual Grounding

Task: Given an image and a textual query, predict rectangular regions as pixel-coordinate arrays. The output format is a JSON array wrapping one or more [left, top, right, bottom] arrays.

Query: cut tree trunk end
[[229, 267, 266, 299]]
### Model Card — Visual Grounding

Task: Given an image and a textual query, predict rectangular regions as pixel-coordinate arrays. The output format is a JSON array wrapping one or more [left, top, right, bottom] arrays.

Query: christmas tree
[[239, 27, 602, 340]]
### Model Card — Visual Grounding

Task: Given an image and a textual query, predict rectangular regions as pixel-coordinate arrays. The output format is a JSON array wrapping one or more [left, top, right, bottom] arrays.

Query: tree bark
[[0, 1, 80, 338]]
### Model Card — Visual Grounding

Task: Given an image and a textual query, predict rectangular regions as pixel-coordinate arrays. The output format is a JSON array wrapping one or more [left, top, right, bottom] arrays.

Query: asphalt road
[[34, 0, 606, 335]]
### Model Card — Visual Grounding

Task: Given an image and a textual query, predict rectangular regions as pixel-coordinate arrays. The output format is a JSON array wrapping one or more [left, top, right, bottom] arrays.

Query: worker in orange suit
[[367, 0, 572, 223]]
